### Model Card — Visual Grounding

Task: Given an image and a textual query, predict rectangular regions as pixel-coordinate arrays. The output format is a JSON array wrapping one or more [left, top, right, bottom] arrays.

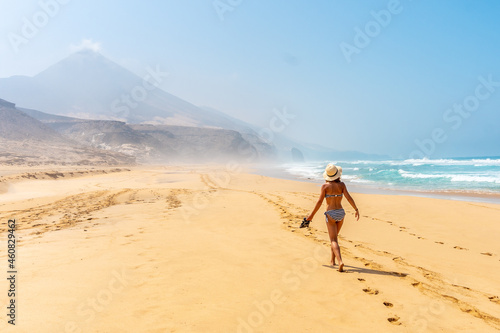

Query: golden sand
[[0, 165, 499, 332]]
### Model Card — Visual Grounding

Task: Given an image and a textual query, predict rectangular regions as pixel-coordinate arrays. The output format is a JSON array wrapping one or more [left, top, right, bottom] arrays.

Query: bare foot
[[338, 263, 344, 272], [331, 259, 336, 266]]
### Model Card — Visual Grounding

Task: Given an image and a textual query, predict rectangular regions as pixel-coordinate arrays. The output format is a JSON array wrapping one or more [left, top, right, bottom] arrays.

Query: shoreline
[[251, 164, 500, 205], [2, 162, 499, 204], [2, 162, 500, 205]]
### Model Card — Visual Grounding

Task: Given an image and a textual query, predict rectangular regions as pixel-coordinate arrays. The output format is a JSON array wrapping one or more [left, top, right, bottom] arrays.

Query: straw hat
[[323, 163, 342, 181]]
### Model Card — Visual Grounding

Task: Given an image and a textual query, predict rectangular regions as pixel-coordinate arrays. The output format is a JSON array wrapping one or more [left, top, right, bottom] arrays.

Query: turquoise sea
[[281, 157, 500, 196]]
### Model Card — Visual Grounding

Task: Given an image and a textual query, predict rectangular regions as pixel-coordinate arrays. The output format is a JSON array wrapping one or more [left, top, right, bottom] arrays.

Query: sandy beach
[[0, 165, 499, 332]]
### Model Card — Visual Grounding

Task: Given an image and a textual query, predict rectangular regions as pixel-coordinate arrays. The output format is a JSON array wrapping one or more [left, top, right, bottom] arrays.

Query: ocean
[[279, 157, 500, 201]]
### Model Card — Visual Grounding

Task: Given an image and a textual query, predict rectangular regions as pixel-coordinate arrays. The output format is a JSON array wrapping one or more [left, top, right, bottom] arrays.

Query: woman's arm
[[306, 185, 326, 221], [343, 184, 360, 220]]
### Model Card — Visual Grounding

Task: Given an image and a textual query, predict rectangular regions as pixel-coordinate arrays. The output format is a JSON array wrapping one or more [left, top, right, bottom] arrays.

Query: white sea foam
[[280, 158, 500, 193], [336, 158, 500, 167], [340, 175, 374, 183], [283, 164, 323, 180], [395, 158, 500, 167], [449, 175, 500, 184], [398, 170, 444, 179], [398, 170, 500, 184]]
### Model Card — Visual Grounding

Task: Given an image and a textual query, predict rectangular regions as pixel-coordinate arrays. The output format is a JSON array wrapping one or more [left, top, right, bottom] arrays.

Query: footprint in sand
[[383, 302, 393, 307], [363, 288, 379, 295], [435, 241, 444, 244], [488, 296, 500, 304], [411, 282, 421, 287], [454, 246, 468, 251], [480, 252, 493, 256], [358, 278, 365, 282], [387, 316, 401, 325]]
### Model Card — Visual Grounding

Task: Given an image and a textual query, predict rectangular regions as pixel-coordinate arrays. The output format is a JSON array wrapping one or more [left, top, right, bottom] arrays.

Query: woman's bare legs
[[326, 216, 344, 272], [337, 219, 344, 234], [329, 218, 345, 266]]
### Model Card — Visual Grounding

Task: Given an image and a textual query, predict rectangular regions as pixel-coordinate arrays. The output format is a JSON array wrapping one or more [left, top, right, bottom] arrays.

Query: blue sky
[[1, 0, 499, 158]]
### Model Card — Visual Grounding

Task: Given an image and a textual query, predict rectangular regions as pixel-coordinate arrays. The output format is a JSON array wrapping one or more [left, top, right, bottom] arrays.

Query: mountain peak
[[0, 52, 264, 132], [35, 50, 118, 79], [67, 49, 108, 61], [74, 48, 100, 55]]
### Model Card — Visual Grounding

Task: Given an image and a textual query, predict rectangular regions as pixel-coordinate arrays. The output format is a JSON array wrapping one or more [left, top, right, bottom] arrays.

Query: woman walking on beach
[[304, 164, 359, 272]]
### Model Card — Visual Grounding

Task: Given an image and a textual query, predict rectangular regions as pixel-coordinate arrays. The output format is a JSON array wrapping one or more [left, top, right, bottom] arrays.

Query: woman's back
[[324, 181, 344, 209]]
